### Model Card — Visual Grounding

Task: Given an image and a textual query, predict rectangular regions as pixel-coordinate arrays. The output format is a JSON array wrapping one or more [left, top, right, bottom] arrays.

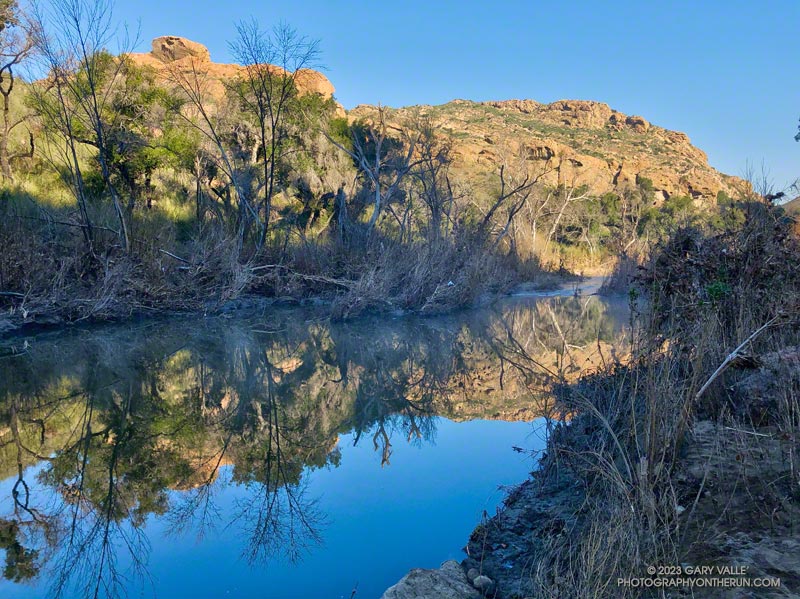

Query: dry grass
[[0, 190, 542, 332], [599, 250, 642, 295], [327, 235, 520, 320], [518, 201, 800, 598], [0, 196, 254, 333]]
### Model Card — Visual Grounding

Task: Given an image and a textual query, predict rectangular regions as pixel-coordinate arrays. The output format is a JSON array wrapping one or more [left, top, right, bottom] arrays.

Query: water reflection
[[0, 292, 627, 598]]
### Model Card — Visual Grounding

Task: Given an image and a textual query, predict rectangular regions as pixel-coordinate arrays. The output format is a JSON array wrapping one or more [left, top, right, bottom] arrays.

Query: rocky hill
[[782, 196, 800, 214], [127, 36, 744, 204], [350, 99, 747, 202], [129, 36, 338, 104]]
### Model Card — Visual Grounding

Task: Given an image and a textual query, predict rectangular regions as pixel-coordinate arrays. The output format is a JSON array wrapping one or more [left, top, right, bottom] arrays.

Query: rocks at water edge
[[472, 575, 496, 596], [380, 560, 482, 599]]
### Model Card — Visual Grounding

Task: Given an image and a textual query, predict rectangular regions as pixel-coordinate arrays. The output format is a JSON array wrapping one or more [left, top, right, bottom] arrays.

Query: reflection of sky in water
[[0, 418, 544, 599]]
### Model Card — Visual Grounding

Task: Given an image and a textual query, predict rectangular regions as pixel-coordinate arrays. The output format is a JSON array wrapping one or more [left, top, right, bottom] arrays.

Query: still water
[[0, 285, 628, 599]]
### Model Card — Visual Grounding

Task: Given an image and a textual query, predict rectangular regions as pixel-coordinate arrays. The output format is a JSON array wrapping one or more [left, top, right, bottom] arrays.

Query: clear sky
[[112, 0, 799, 191]]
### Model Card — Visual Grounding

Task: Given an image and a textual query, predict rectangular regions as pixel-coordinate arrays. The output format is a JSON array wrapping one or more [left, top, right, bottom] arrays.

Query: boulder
[[625, 115, 650, 133], [381, 560, 481, 599], [294, 68, 336, 100], [151, 36, 210, 63], [473, 574, 496, 596]]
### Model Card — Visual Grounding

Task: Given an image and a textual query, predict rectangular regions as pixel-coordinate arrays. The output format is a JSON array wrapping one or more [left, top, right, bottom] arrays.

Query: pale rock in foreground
[[380, 560, 481, 599]]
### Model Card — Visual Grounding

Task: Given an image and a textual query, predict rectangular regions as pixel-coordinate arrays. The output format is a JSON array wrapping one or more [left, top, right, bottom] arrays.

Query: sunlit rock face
[[151, 36, 211, 62], [128, 36, 337, 102], [350, 99, 748, 203]]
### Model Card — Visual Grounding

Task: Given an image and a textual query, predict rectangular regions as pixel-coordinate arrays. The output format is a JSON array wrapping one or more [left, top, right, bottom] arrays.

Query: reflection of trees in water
[[0, 390, 50, 585], [0, 295, 627, 597], [490, 295, 627, 385], [332, 322, 457, 466]]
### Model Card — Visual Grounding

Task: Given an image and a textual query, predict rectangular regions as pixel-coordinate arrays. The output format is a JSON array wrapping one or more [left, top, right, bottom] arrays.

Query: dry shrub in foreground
[[0, 206, 253, 332], [525, 202, 800, 598]]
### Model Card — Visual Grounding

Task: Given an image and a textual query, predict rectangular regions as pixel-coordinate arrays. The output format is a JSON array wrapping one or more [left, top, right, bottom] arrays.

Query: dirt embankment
[[461, 373, 800, 598]]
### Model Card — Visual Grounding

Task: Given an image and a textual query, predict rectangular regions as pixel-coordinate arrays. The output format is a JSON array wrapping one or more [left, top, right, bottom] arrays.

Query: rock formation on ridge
[[129, 36, 337, 103], [350, 99, 747, 203]]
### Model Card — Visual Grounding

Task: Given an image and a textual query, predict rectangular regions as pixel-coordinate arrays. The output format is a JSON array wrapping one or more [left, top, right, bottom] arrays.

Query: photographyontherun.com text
[[618, 565, 781, 589]]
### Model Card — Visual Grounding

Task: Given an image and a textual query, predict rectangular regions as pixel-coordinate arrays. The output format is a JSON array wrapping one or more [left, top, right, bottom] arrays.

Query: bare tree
[[165, 58, 262, 253], [29, 7, 92, 248], [229, 20, 321, 246], [0, 1, 35, 180], [478, 151, 554, 253], [743, 158, 777, 199], [409, 116, 455, 242], [615, 184, 648, 254], [326, 105, 422, 233], [514, 184, 554, 257], [542, 163, 592, 257], [31, 0, 137, 252]]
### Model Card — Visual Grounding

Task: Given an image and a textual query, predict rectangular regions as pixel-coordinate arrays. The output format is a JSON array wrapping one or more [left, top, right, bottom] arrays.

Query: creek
[[0, 280, 628, 599]]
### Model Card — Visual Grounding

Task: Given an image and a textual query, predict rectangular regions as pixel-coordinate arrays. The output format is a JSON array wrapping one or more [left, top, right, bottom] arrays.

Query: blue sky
[[113, 0, 799, 191]]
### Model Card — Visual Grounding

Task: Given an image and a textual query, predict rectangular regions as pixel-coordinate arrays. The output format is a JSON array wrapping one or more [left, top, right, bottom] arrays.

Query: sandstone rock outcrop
[[151, 36, 210, 62], [129, 36, 337, 104], [350, 99, 747, 203]]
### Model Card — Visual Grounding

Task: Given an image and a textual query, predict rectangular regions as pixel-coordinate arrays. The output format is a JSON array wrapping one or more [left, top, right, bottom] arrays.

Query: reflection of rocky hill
[[436, 296, 629, 421], [0, 296, 628, 481]]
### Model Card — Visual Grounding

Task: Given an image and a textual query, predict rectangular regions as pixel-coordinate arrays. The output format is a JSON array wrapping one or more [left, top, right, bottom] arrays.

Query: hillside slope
[[350, 99, 747, 202], [781, 195, 800, 214], [127, 36, 743, 204]]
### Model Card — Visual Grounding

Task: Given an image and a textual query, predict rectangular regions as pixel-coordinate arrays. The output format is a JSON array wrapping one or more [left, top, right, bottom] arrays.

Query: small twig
[[249, 264, 355, 289], [695, 315, 780, 401], [0, 291, 25, 298], [159, 249, 191, 264], [11, 214, 119, 234], [723, 426, 773, 438]]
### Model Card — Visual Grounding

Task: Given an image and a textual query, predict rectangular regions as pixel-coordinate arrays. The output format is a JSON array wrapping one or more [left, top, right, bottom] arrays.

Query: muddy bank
[[458, 424, 800, 598]]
